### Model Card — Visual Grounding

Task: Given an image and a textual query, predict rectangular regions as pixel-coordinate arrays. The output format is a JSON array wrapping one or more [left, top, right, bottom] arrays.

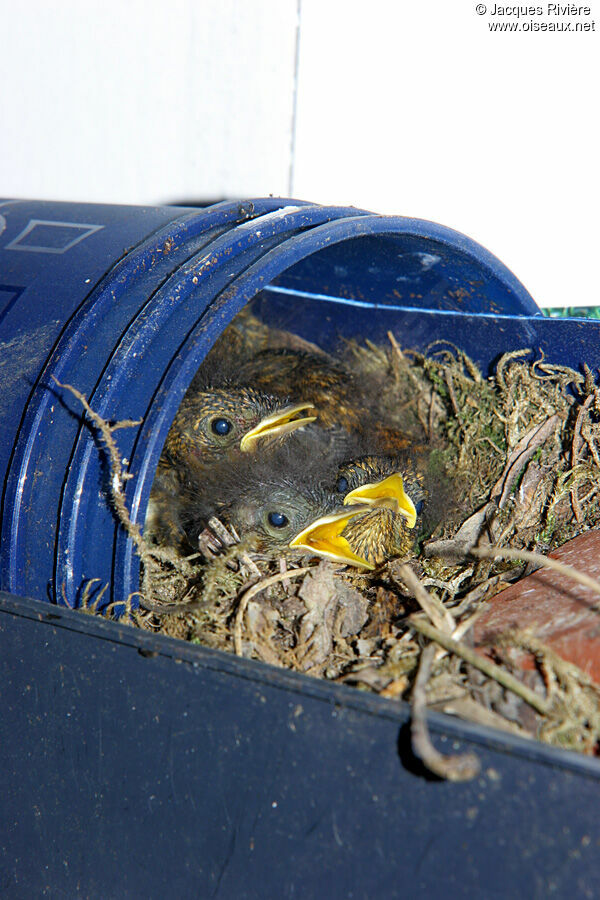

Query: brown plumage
[[145, 385, 315, 547], [236, 348, 363, 431], [237, 347, 419, 454], [177, 436, 430, 570], [146, 343, 425, 560], [162, 384, 315, 471]]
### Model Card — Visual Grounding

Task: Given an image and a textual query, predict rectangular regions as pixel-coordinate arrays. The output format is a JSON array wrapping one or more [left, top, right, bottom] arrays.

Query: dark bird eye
[[336, 475, 349, 494], [268, 511, 289, 528], [211, 417, 232, 436], [415, 499, 424, 515]]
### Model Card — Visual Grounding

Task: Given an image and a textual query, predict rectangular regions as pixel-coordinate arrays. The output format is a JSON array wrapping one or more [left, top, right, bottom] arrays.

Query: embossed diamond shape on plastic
[[5, 219, 104, 254]]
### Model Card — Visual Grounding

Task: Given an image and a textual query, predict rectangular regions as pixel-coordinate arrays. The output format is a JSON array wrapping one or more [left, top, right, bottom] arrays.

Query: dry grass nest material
[[64, 320, 600, 780]]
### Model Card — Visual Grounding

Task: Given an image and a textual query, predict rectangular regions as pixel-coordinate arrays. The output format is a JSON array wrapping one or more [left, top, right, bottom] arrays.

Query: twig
[[580, 482, 600, 506], [570, 488, 584, 525], [582, 424, 600, 469], [409, 616, 551, 716], [571, 395, 594, 467], [234, 567, 313, 656], [450, 574, 508, 617], [469, 545, 600, 600], [437, 696, 529, 738], [53, 378, 192, 573], [78, 579, 109, 613], [495, 349, 532, 391], [491, 415, 560, 509], [387, 331, 421, 390], [395, 564, 455, 634], [386, 330, 404, 385], [476, 436, 505, 457], [54, 377, 142, 539], [444, 370, 460, 418], [387, 330, 406, 362], [139, 587, 202, 615], [569, 397, 595, 523], [410, 644, 481, 781], [451, 607, 486, 643]]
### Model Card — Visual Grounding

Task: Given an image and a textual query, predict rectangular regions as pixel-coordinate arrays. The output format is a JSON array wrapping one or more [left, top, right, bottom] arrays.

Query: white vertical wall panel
[[292, 0, 600, 309], [1, 0, 299, 204], [1, 1, 597, 309]]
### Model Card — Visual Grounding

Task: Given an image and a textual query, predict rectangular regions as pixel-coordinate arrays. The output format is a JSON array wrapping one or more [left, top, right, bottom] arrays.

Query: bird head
[[333, 455, 425, 528], [178, 439, 374, 570], [165, 386, 316, 467], [321, 454, 427, 566], [224, 479, 375, 570]]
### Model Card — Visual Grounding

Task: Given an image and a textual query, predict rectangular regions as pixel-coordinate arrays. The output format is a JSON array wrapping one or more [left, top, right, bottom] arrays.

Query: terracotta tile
[[473, 530, 600, 684]]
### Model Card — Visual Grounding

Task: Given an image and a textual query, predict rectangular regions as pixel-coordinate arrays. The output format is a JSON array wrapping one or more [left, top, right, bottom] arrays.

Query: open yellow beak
[[239, 402, 317, 452], [343, 473, 418, 529], [288, 507, 375, 570]]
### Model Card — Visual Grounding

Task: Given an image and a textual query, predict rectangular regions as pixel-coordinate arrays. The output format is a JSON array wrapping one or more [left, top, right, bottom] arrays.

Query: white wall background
[[1, 0, 598, 309]]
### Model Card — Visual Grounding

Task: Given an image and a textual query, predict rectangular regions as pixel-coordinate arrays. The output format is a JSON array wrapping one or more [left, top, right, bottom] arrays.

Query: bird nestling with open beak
[[146, 341, 429, 565], [179, 444, 378, 570], [162, 384, 316, 470], [265, 428, 428, 567], [327, 454, 427, 567]]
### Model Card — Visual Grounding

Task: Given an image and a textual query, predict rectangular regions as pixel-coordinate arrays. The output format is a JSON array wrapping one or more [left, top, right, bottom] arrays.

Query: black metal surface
[[1, 592, 599, 899]]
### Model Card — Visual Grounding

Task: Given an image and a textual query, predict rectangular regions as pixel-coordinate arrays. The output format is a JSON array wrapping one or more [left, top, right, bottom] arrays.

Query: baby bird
[[329, 454, 427, 566], [162, 384, 316, 470], [223, 480, 375, 569], [145, 384, 315, 546], [179, 445, 376, 569], [263, 429, 427, 567]]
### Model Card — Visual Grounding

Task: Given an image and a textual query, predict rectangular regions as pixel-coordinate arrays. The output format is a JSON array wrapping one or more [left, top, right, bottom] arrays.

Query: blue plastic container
[[0, 195, 561, 609], [2, 198, 600, 897]]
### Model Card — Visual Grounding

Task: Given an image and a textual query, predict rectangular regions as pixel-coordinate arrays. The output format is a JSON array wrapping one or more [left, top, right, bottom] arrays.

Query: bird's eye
[[415, 499, 424, 515], [336, 475, 349, 494], [267, 511, 289, 528], [211, 417, 232, 436]]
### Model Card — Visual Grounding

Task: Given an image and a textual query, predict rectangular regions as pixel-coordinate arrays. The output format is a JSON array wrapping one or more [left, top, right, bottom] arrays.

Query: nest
[[64, 310, 600, 779]]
